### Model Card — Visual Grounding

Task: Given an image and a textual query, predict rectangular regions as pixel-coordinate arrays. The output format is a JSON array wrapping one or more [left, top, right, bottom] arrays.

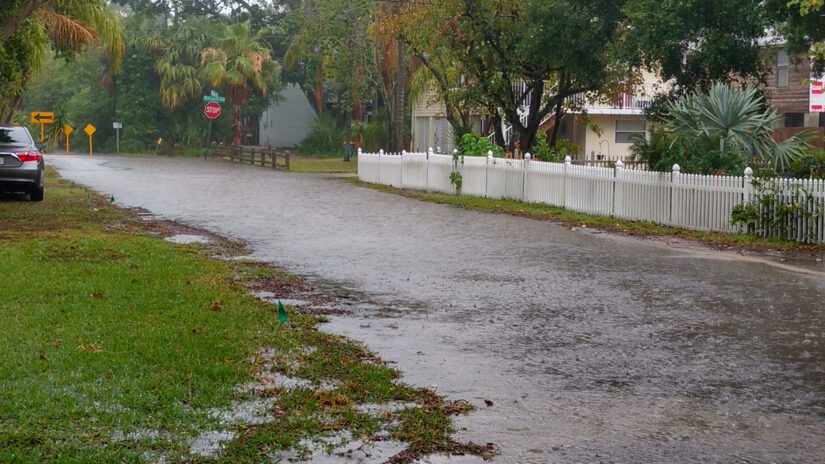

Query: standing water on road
[[49, 155, 825, 463]]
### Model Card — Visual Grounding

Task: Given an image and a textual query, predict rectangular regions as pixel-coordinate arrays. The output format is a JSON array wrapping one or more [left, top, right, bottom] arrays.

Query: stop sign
[[204, 101, 222, 119]]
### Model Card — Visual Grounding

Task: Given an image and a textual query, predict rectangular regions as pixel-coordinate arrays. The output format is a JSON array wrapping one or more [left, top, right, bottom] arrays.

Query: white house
[[259, 83, 317, 148]]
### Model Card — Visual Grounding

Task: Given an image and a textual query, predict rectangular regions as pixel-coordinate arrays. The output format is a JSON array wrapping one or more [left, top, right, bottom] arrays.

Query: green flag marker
[[277, 300, 287, 324]]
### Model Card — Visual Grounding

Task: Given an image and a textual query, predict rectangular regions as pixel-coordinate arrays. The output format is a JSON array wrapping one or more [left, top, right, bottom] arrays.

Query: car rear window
[[0, 127, 32, 144]]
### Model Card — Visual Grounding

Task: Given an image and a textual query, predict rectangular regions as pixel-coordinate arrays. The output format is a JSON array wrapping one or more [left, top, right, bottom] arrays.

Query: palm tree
[[667, 82, 812, 172], [150, 21, 215, 110], [0, 0, 122, 122], [201, 21, 278, 146]]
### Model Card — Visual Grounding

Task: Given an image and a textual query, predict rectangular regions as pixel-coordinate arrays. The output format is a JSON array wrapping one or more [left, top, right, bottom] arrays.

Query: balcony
[[564, 93, 653, 115]]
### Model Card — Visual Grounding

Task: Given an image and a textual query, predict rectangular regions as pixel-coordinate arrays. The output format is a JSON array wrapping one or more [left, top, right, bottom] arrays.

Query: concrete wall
[[259, 84, 316, 148]]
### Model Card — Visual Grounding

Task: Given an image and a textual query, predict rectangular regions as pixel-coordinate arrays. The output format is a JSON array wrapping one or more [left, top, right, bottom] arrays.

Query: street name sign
[[203, 90, 226, 103]]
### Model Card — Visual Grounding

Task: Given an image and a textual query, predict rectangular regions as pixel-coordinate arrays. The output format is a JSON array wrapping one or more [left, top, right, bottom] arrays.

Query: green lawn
[[0, 171, 486, 463], [289, 156, 358, 173]]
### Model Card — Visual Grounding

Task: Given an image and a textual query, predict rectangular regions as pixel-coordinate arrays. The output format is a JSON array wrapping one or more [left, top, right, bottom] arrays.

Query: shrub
[[298, 114, 344, 155], [533, 132, 579, 162], [457, 133, 503, 157], [631, 126, 744, 174]]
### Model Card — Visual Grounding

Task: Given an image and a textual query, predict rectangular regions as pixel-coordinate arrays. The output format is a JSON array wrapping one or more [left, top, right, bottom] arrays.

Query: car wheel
[[30, 185, 44, 202]]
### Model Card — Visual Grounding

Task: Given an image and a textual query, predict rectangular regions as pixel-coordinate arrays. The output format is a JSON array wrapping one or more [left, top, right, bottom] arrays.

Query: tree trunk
[[344, 110, 352, 161], [392, 35, 406, 152], [493, 113, 505, 148], [549, 95, 565, 148], [0, 0, 50, 42], [0, 94, 24, 123], [353, 97, 362, 121], [314, 80, 324, 114], [232, 104, 242, 147]]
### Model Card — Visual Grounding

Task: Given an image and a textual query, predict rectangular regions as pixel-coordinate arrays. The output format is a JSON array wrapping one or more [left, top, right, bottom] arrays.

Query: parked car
[[0, 124, 44, 201]]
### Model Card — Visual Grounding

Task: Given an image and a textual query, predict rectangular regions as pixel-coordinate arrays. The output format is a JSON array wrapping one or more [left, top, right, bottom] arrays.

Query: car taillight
[[16, 150, 41, 162]]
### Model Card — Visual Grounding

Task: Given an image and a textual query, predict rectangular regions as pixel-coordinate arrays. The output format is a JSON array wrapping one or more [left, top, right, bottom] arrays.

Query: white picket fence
[[358, 149, 825, 244]]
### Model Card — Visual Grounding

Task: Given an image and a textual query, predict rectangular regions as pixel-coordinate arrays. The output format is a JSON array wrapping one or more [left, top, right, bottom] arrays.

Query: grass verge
[[0, 169, 491, 462], [289, 157, 358, 174], [349, 179, 825, 254]]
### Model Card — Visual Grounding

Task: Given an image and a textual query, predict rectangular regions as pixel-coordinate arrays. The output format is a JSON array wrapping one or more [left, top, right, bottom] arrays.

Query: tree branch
[[1, 0, 52, 42]]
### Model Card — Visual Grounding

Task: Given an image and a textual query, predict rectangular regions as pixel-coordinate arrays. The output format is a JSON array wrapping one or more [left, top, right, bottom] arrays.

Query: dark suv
[[0, 124, 44, 201]]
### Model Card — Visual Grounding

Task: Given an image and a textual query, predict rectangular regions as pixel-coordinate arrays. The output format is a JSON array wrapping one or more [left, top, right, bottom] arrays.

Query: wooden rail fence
[[210, 143, 290, 171]]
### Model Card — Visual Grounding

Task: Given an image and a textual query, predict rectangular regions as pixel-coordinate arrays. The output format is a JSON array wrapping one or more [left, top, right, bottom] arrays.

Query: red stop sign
[[204, 101, 222, 119]]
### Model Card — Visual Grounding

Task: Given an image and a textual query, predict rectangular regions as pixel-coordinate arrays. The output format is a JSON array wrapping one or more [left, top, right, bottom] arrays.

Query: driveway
[[49, 154, 825, 463]]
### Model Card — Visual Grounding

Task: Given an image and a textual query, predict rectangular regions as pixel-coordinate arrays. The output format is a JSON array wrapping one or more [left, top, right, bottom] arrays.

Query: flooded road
[[49, 155, 825, 463]]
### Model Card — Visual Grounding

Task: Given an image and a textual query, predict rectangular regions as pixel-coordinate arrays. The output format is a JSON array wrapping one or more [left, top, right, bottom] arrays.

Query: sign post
[[202, 91, 225, 157], [84, 124, 96, 155], [29, 111, 54, 143], [64, 124, 73, 153], [113, 122, 122, 153]]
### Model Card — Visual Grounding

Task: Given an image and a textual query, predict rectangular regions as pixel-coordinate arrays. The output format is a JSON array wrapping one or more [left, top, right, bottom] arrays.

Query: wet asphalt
[[47, 155, 825, 463]]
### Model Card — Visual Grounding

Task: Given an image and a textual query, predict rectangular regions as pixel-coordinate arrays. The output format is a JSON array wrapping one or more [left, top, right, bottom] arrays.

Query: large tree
[[285, 0, 385, 146], [396, 0, 630, 153], [624, 0, 772, 93]]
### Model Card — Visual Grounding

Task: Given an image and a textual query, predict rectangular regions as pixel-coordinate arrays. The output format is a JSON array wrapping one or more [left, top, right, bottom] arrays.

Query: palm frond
[[53, 0, 124, 71], [666, 82, 810, 171], [36, 10, 98, 46], [769, 130, 816, 172]]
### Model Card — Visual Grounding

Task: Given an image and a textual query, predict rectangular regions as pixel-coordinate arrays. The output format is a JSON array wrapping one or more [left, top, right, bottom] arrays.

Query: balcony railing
[[565, 93, 653, 114]]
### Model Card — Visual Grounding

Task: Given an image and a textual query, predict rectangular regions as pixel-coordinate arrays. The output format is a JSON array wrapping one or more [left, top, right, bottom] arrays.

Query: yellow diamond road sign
[[29, 111, 53, 124], [84, 124, 96, 136], [64, 124, 74, 135]]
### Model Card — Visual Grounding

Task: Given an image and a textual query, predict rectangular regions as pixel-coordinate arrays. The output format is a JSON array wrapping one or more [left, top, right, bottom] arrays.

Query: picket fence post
[[378, 149, 384, 184], [400, 150, 407, 187], [486, 150, 494, 198], [523, 153, 531, 201], [670, 163, 681, 225], [427, 147, 433, 192], [613, 159, 624, 216], [563, 155, 572, 208], [742, 166, 754, 234], [743, 167, 754, 202]]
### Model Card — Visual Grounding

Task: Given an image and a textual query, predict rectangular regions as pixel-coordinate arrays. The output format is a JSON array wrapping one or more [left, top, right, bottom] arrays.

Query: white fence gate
[[357, 150, 825, 244]]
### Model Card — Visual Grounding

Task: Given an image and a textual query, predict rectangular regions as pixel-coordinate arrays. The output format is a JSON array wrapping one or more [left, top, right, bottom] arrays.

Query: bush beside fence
[[358, 149, 825, 244]]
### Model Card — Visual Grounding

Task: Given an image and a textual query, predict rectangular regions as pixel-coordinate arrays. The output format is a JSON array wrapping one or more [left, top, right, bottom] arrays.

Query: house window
[[615, 120, 645, 144], [785, 113, 805, 127], [777, 50, 789, 88]]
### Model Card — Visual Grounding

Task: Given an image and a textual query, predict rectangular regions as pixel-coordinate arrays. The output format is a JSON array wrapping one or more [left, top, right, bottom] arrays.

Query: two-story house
[[411, 55, 825, 159], [410, 71, 665, 161]]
